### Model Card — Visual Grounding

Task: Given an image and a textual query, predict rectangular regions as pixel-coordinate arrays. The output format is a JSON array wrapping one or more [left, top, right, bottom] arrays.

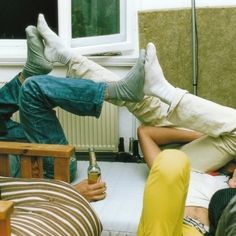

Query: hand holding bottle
[[74, 178, 107, 202]]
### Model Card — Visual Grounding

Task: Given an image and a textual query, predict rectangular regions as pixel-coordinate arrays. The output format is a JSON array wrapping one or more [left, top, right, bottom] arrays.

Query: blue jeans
[[0, 75, 27, 177], [19, 75, 106, 180], [1, 75, 101, 181], [0, 74, 21, 118], [0, 75, 27, 141]]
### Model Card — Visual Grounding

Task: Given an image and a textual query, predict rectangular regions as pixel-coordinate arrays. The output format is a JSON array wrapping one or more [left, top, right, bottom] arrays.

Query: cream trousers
[[67, 55, 236, 172]]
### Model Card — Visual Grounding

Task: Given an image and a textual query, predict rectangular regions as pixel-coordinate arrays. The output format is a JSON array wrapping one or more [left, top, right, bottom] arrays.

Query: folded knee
[[152, 149, 190, 181], [137, 125, 152, 138], [19, 75, 49, 107]]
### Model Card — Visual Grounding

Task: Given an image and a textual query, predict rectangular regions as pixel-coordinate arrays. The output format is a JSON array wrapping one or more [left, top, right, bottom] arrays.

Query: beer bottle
[[129, 137, 134, 155], [132, 139, 143, 163], [87, 147, 101, 184]]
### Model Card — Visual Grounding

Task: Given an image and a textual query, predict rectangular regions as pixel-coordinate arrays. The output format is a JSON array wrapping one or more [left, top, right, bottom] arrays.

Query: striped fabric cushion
[[0, 178, 102, 236]]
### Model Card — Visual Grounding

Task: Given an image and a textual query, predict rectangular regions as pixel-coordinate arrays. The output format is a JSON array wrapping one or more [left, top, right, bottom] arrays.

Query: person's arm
[[138, 125, 202, 168], [74, 179, 107, 202]]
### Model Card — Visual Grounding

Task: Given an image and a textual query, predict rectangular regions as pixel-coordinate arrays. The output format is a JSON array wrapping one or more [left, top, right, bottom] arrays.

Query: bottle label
[[88, 172, 101, 184]]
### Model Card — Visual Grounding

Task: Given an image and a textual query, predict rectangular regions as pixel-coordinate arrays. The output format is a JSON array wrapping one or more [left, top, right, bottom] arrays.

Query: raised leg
[[144, 42, 236, 172], [138, 125, 202, 168], [37, 14, 172, 126], [137, 150, 190, 236], [169, 93, 236, 172], [19, 76, 106, 138]]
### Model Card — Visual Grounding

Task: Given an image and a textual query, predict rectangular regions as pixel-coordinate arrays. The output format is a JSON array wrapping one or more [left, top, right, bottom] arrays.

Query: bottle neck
[[118, 137, 125, 152], [89, 152, 97, 166], [133, 140, 140, 156], [129, 137, 134, 154]]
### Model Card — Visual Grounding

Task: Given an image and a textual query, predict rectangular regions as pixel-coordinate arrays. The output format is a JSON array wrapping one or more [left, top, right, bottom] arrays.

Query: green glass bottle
[[87, 147, 101, 184]]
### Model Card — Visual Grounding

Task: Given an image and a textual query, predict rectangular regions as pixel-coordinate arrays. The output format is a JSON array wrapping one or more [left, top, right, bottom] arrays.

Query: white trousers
[[169, 89, 236, 172], [67, 55, 236, 172]]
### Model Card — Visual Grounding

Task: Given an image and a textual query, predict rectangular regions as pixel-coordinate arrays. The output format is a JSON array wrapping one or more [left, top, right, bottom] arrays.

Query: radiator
[[12, 102, 119, 152], [56, 102, 118, 152]]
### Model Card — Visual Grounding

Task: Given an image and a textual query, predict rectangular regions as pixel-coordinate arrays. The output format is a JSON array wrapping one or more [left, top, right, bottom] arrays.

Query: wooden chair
[[0, 141, 75, 236]]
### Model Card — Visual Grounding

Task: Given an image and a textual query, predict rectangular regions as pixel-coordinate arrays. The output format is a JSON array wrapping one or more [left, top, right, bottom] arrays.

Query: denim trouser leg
[[0, 74, 21, 117], [0, 74, 26, 177], [0, 120, 27, 177], [19, 75, 106, 181]]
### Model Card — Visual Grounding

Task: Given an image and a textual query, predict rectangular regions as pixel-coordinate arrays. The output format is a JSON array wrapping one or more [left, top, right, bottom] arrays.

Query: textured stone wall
[[139, 8, 236, 108]]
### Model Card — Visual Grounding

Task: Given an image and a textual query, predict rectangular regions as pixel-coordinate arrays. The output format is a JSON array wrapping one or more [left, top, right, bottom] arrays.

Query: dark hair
[[227, 171, 234, 179], [208, 188, 236, 235]]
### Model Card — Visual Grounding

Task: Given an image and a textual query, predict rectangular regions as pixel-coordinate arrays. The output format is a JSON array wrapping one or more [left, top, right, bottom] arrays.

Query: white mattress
[[73, 161, 149, 236]]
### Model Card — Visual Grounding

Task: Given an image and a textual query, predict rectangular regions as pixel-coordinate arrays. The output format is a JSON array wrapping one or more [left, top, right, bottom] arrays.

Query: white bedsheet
[[73, 161, 149, 236]]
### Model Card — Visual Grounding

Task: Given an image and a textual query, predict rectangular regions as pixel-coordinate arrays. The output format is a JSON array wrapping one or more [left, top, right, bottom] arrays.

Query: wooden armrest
[[0, 201, 14, 236], [0, 141, 75, 183]]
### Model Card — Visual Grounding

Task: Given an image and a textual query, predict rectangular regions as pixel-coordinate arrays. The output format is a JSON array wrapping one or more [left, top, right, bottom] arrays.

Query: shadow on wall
[[139, 7, 236, 108]]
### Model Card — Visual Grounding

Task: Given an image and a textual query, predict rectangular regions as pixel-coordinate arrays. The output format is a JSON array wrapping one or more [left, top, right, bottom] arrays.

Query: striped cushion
[[0, 178, 102, 236]]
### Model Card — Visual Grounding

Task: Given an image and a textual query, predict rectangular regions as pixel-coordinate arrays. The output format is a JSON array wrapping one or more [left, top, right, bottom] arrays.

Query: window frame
[[0, 0, 138, 63], [58, 0, 138, 55]]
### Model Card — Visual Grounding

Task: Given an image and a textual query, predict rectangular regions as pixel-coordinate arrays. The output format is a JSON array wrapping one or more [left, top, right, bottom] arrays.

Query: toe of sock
[[25, 25, 38, 37], [146, 42, 157, 56]]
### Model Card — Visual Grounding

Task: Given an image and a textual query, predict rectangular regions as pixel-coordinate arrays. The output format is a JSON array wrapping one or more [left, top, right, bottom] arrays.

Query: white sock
[[144, 42, 175, 104], [37, 13, 74, 64]]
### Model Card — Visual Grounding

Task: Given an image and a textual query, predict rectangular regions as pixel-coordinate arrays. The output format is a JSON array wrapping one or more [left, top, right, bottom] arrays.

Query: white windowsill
[[0, 52, 138, 67], [88, 55, 137, 67]]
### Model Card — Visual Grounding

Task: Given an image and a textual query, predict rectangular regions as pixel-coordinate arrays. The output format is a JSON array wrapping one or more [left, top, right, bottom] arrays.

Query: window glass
[[72, 0, 120, 38], [0, 0, 58, 39], [0, 0, 136, 59]]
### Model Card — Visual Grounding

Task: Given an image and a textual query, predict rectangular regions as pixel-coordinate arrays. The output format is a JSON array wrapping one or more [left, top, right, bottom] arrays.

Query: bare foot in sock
[[106, 49, 145, 102], [144, 42, 175, 104], [22, 25, 53, 79], [37, 13, 74, 64]]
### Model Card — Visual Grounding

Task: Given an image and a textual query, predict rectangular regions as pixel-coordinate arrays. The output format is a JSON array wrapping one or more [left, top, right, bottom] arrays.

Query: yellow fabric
[[183, 224, 203, 236], [137, 149, 202, 236]]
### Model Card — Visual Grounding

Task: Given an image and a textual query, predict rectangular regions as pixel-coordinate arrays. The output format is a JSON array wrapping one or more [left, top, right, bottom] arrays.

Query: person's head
[[228, 169, 236, 188]]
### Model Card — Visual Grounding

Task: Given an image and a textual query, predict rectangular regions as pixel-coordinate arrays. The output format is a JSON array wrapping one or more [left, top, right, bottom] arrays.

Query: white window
[[0, 0, 137, 63], [62, 0, 138, 55]]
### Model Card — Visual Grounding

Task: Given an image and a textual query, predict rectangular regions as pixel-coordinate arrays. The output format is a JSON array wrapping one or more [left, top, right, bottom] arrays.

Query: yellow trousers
[[137, 150, 203, 236]]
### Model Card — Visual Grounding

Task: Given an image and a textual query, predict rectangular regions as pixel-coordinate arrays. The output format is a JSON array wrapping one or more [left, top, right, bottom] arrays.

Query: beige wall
[[139, 7, 236, 108]]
